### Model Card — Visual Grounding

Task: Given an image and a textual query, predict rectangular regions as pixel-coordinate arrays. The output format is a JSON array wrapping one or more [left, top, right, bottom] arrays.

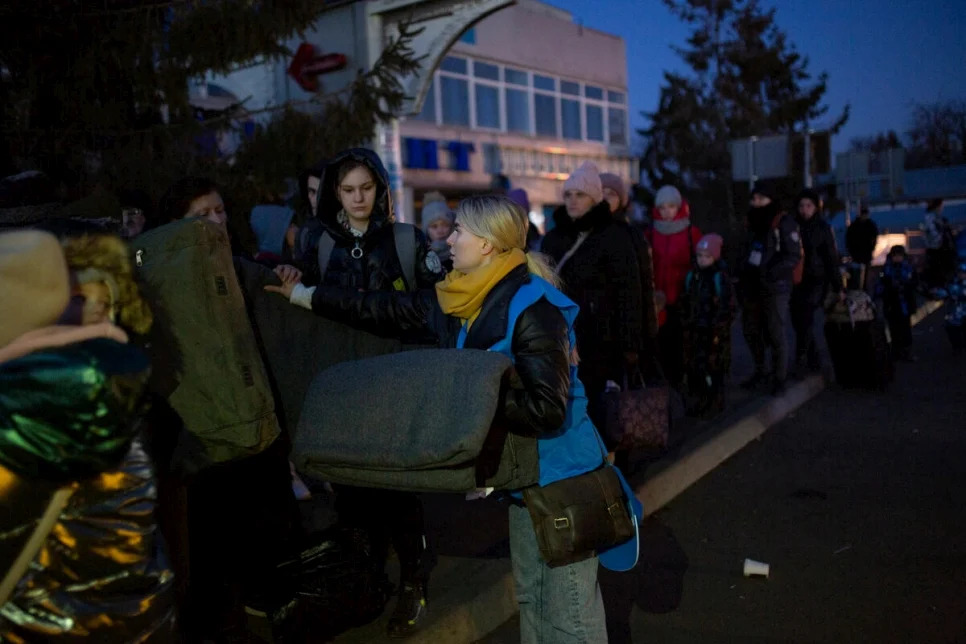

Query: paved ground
[[481, 311, 966, 643]]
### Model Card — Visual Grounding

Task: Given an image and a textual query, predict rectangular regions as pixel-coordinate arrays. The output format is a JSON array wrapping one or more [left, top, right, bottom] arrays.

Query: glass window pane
[[534, 75, 555, 91], [608, 107, 627, 145], [534, 93, 557, 137], [459, 28, 476, 45], [505, 67, 528, 86], [562, 99, 581, 140], [440, 56, 468, 74], [608, 90, 625, 104], [585, 85, 603, 100], [561, 80, 580, 96], [414, 79, 436, 123], [475, 84, 500, 129], [441, 76, 469, 126], [473, 61, 499, 80], [586, 104, 603, 141], [506, 88, 529, 134]]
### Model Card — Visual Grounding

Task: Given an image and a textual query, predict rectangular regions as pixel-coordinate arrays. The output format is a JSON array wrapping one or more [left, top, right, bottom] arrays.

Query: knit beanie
[[507, 188, 530, 213], [600, 173, 628, 208], [0, 229, 70, 348], [696, 233, 723, 261], [563, 161, 603, 204], [421, 200, 454, 231], [654, 185, 682, 208]]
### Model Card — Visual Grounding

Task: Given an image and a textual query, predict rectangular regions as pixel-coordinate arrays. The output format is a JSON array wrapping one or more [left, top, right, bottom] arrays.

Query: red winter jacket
[[645, 200, 702, 320]]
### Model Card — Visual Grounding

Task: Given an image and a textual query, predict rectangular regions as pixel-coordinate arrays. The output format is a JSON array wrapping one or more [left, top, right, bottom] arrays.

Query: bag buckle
[[553, 517, 570, 530]]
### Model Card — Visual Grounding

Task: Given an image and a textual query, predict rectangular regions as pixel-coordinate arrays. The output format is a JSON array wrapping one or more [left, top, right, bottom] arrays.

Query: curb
[[635, 374, 825, 517], [385, 301, 945, 644]]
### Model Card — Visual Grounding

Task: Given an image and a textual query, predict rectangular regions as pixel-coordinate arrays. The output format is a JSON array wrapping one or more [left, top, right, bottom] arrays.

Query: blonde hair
[[455, 195, 559, 288], [62, 234, 153, 335]]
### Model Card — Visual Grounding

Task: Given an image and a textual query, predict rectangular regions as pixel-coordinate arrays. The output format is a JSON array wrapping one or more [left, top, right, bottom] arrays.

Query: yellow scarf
[[435, 248, 527, 329]]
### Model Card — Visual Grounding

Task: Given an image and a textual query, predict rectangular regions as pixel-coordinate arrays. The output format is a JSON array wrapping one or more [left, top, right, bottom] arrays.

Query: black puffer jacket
[[541, 202, 644, 356], [294, 148, 442, 290], [308, 265, 570, 437], [796, 213, 841, 293]]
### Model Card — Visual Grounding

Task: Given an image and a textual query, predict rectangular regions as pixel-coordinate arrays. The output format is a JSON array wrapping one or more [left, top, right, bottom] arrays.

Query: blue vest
[[458, 275, 605, 486]]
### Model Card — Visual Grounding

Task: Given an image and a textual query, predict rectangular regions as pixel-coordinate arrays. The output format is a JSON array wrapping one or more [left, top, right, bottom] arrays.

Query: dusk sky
[[547, 0, 966, 154]]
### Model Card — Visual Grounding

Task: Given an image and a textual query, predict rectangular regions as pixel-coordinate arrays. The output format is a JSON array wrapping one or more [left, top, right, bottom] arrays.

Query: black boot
[[386, 581, 428, 639]]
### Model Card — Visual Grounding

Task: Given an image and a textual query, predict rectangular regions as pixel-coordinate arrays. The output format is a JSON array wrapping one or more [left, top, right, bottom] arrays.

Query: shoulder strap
[[0, 486, 74, 606], [316, 231, 336, 283], [714, 271, 722, 297], [556, 231, 590, 272], [393, 222, 417, 291], [685, 271, 693, 292]]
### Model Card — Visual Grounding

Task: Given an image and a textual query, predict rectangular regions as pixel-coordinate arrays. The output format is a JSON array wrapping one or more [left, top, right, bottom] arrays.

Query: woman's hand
[[264, 264, 303, 299]]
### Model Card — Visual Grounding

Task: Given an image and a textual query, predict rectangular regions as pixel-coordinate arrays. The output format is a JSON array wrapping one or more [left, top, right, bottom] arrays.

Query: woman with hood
[[268, 194, 627, 644], [0, 230, 176, 642], [294, 148, 443, 291], [645, 185, 702, 388], [287, 148, 442, 637], [541, 162, 645, 458]]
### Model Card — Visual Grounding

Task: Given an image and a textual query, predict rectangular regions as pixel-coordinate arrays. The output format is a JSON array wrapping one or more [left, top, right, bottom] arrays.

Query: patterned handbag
[[602, 370, 671, 451]]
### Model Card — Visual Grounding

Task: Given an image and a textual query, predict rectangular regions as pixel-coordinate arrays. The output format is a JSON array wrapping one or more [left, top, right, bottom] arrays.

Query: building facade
[[400, 0, 637, 228]]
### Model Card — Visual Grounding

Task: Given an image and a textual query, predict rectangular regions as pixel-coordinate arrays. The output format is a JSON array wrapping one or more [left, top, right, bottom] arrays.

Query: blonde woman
[[268, 195, 611, 643]]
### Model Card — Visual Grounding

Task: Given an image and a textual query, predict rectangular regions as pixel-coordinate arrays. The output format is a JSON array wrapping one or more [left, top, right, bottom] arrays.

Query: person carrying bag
[[267, 194, 642, 644]]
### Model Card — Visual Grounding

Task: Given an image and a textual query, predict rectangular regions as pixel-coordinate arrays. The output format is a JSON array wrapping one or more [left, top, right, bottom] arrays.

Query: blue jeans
[[508, 504, 608, 644]]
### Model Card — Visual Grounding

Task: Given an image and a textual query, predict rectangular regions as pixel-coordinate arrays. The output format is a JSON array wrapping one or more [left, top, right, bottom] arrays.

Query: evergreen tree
[[641, 0, 848, 222], [0, 1, 420, 225]]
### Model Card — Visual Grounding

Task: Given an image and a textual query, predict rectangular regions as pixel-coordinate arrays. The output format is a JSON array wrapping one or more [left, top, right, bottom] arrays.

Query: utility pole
[[803, 127, 813, 188], [749, 135, 757, 190]]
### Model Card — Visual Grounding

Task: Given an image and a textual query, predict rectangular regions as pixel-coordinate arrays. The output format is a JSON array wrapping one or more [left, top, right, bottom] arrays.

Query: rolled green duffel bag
[[133, 218, 280, 471], [293, 348, 539, 492]]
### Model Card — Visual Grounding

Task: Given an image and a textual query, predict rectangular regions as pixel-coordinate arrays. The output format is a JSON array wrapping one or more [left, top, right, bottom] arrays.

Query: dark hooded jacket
[[739, 201, 802, 297], [795, 212, 841, 294], [294, 148, 442, 290]]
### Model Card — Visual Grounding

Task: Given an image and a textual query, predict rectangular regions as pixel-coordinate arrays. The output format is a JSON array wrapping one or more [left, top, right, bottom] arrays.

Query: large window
[[586, 104, 604, 142], [562, 99, 581, 140], [441, 76, 469, 126], [419, 55, 628, 144], [506, 88, 529, 133], [608, 107, 627, 145], [534, 93, 557, 137], [475, 84, 500, 129]]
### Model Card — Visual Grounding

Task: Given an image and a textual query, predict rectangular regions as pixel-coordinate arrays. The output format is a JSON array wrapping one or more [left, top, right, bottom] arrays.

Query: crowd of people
[[1, 147, 963, 644]]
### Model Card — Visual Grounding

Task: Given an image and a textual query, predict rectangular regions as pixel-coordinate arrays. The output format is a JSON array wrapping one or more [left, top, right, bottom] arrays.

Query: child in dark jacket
[[682, 234, 735, 416], [875, 245, 919, 361]]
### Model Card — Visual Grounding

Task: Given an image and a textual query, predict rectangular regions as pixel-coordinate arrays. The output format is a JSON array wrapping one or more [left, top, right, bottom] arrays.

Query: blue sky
[[547, 0, 966, 153]]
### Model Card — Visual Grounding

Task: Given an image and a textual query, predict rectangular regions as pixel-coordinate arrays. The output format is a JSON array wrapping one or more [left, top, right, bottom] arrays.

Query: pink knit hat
[[599, 173, 628, 208], [563, 161, 603, 204], [696, 233, 723, 261]]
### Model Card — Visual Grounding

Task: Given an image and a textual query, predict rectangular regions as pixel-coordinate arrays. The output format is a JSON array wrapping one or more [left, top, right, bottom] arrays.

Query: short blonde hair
[[455, 195, 559, 287]]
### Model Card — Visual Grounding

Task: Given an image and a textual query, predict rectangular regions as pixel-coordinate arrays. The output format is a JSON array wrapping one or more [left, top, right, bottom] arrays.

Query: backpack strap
[[393, 222, 417, 291], [316, 231, 336, 283], [714, 271, 722, 298]]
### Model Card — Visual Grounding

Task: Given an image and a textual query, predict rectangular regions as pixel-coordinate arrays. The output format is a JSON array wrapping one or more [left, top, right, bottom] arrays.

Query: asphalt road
[[482, 311, 966, 643]]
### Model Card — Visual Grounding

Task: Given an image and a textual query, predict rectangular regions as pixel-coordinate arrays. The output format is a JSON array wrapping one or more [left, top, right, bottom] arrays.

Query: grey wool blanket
[[234, 258, 405, 439], [292, 349, 540, 493]]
